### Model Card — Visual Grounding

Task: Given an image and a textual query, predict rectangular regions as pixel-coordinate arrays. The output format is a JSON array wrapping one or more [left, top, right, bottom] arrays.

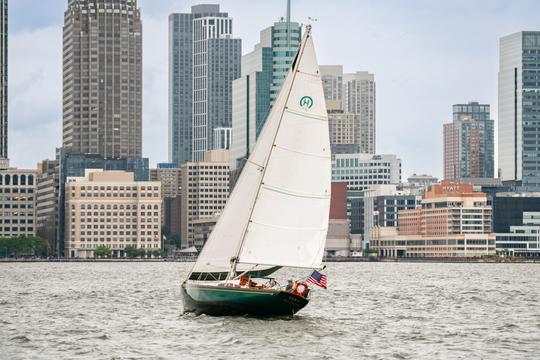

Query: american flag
[[306, 270, 327, 289]]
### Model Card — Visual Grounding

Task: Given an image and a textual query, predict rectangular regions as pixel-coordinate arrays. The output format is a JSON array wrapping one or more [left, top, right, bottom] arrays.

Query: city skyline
[[7, 0, 540, 178]]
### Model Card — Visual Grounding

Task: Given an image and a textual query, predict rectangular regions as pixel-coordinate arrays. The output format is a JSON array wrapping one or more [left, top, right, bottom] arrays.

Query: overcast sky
[[8, 0, 540, 178]]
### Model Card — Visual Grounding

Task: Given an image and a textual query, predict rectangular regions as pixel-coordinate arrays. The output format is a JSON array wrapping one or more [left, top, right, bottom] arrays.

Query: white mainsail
[[190, 29, 330, 275]]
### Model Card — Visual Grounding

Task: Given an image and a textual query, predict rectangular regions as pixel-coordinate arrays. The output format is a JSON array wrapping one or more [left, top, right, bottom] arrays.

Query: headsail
[[236, 30, 330, 269], [190, 28, 330, 275]]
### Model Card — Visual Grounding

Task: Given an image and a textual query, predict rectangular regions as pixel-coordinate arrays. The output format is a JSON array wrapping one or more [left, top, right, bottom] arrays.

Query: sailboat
[[181, 26, 330, 316]]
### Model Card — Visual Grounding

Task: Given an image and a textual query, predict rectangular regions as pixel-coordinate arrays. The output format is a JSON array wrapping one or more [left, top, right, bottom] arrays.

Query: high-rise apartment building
[[320, 66, 376, 154], [499, 31, 540, 189], [180, 150, 229, 248], [443, 102, 494, 180], [230, 18, 301, 170], [62, 0, 142, 159], [0, 0, 7, 159], [345, 72, 376, 154], [65, 170, 161, 258], [169, 5, 241, 165]]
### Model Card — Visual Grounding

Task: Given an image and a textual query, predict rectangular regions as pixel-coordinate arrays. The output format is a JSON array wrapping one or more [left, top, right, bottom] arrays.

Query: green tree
[[124, 245, 139, 258], [137, 248, 148, 258], [94, 246, 112, 258], [0, 236, 51, 258], [152, 249, 163, 258]]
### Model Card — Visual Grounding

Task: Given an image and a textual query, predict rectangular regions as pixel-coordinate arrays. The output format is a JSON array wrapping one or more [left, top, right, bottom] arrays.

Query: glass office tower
[[499, 31, 540, 189]]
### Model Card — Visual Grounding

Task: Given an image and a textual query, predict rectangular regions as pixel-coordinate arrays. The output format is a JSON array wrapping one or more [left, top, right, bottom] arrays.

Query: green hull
[[181, 282, 309, 316]]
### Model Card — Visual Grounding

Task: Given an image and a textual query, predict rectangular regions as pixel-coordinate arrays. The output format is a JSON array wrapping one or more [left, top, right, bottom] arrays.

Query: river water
[[1, 262, 539, 359]]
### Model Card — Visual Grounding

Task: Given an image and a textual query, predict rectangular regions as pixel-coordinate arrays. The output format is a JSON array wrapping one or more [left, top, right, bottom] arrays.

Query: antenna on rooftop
[[286, 0, 291, 50]]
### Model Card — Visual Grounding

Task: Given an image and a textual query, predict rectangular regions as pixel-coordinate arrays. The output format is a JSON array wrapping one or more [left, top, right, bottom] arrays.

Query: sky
[[7, 0, 540, 178]]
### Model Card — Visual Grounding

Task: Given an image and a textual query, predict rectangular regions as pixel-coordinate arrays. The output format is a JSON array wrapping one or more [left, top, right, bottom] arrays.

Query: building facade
[[320, 65, 343, 104], [345, 71, 376, 154], [371, 181, 495, 258], [320, 67, 376, 154], [0, 0, 6, 159], [213, 127, 232, 150], [149, 163, 181, 241], [327, 100, 361, 155], [168, 11, 193, 166], [65, 170, 161, 258], [36, 159, 60, 253], [331, 153, 401, 192], [492, 193, 540, 233], [230, 18, 301, 171], [180, 150, 229, 247], [0, 169, 37, 237], [62, 0, 143, 158], [192, 215, 218, 250], [325, 182, 359, 257], [443, 102, 494, 180], [149, 163, 181, 198], [169, 5, 240, 165], [499, 31, 540, 189], [407, 174, 439, 187], [496, 211, 540, 257], [355, 185, 421, 249]]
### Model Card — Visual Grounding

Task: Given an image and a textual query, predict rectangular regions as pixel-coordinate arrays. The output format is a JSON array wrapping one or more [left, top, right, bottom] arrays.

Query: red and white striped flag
[[306, 270, 327, 289]]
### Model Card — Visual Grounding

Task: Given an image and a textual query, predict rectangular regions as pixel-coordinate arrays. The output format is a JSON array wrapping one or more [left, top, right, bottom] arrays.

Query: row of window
[[73, 204, 159, 210], [0, 227, 34, 232], [0, 174, 34, 186]]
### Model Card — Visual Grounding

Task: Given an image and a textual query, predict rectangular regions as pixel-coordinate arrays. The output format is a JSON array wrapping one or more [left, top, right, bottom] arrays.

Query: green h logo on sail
[[299, 95, 313, 109]]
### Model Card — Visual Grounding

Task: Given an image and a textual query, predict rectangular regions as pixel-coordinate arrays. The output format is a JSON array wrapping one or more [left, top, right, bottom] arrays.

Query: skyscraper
[[0, 0, 7, 159], [62, 0, 142, 159], [320, 65, 343, 104], [443, 101, 494, 180], [230, 16, 301, 170], [320, 66, 376, 154], [169, 5, 241, 166], [345, 71, 376, 154], [499, 31, 540, 189]]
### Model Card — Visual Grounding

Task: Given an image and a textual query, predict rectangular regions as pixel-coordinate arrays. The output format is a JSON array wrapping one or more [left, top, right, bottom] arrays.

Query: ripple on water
[[1, 262, 540, 359]]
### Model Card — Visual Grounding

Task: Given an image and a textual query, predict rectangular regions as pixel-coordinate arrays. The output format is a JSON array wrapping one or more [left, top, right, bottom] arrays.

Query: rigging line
[[261, 183, 330, 199], [296, 70, 321, 78], [285, 108, 327, 121], [273, 143, 331, 159], [245, 158, 264, 170], [230, 28, 314, 273], [249, 219, 328, 231]]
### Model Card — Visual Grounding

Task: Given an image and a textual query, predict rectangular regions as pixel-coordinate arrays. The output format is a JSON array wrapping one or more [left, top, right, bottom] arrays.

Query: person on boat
[[239, 275, 249, 287], [286, 279, 294, 291], [239, 275, 261, 288]]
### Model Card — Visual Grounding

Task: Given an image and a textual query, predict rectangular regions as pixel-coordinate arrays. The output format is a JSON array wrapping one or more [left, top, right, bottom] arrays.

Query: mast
[[227, 27, 312, 280]]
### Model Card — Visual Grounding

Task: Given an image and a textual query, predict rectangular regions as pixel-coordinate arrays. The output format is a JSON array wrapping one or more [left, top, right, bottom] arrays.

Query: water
[[1, 262, 539, 359]]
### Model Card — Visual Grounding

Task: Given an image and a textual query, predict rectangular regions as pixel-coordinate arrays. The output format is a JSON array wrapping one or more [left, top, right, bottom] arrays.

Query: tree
[[152, 249, 163, 258], [0, 236, 51, 258], [124, 245, 139, 258], [94, 246, 112, 258]]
